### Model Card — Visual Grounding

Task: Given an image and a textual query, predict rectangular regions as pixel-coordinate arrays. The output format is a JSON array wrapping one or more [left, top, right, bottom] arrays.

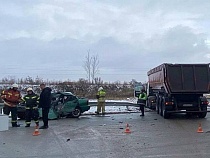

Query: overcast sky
[[0, 0, 210, 83]]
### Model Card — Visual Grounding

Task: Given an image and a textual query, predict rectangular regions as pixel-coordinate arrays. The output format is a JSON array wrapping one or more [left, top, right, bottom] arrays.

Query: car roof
[[53, 92, 75, 96]]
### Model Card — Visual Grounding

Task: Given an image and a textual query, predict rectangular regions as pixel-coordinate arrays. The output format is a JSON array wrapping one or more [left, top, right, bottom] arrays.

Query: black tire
[[159, 98, 163, 116], [198, 112, 207, 118], [198, 106, 207, 118], [156, 103, 159, 114], [156, 96, 159, 114], [163, 110, 170, 119], [71, 107, 81, 118], [145, 100, 149, 108], [161, 99, 169, 118]]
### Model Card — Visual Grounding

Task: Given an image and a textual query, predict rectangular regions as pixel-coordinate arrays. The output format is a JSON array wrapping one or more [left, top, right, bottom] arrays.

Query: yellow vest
[[138, 92, 147, 100], [97, 90, 106, 102]]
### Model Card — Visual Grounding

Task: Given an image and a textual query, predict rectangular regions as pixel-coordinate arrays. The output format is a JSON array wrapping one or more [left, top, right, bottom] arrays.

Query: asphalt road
[[1, 108, 210, 158]]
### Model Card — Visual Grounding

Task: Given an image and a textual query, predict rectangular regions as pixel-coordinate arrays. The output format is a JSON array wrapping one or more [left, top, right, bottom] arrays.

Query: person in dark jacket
[[39, 83, 52, 129], [22, 87, 39, 127]]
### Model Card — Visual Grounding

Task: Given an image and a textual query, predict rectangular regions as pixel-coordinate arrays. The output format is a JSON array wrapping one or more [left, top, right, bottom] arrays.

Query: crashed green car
[[17, 92, 90, 119]]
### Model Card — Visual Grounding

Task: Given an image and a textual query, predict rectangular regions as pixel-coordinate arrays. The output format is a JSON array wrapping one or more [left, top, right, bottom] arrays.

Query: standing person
[[138, 89, 147, 116], [39, 83, 52, 129], [95, 87, 106, 115], [22, 88, 39, 127], [1, 83, 22, 127]]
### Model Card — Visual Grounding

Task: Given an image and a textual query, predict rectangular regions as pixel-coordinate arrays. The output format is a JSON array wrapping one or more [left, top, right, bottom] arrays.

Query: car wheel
[[71, 107, 81, 118]]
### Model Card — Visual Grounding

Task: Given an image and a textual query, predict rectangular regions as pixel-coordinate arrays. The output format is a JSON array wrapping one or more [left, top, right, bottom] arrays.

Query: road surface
[[1, 109, 210, 158]]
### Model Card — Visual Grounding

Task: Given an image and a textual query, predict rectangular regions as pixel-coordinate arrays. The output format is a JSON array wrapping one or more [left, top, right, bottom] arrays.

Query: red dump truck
[[147, 63, 210, 119]]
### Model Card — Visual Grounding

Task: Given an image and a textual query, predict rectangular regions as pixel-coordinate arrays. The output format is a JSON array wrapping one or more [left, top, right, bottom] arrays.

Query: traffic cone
[[124, 123, 131, 134], [197, 123, 203, 133], [33, 126, 40, 136]]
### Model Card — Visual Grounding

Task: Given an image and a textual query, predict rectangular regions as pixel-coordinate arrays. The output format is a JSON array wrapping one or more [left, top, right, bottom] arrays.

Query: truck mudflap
[[165, 110, 208, 113], [163, 110, 208, 119], [162, 104, 208, 119]]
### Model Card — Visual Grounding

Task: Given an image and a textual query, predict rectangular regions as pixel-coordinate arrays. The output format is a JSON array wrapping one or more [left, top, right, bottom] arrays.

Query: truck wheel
[[147, 101, 150, 109], [159, 99, 163, 116], [198, 112, 207, 118], [198, 106, 207, 118], [155, 95, 161, 114], [163, 110, 170, 119], [156, 102, 159, 114]]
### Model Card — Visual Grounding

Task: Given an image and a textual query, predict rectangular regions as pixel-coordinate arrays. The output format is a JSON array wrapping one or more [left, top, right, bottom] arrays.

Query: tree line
[[0, 77, 138, 100], [0, 50, 141, 99]]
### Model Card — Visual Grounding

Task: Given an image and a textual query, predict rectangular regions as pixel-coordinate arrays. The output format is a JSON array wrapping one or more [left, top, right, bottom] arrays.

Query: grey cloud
[[144, 25, 209, 63], [1, 0, 210, 82]]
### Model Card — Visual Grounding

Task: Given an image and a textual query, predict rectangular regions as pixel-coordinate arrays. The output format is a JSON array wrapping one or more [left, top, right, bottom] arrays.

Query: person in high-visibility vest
[[95, 87, 106, 115], [22, 88, 39, 127], [138, 89, 147, 116]]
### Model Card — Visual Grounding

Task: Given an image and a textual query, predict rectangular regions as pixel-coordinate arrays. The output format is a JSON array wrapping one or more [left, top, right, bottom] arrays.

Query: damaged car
[[17, 92, 90, 120]]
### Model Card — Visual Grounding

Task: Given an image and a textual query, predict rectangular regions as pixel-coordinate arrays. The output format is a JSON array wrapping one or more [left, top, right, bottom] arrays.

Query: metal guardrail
[[89, 101, 137, 107]]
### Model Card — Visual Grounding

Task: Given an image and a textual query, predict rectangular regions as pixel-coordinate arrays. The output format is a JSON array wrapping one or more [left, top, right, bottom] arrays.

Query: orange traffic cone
[[124, 123, 131, 134], [197, 123, 204, 133], [33, 126, 40, 136]]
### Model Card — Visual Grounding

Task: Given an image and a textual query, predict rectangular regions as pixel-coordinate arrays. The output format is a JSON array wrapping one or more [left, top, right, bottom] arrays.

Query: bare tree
[[83, 50, 92, 83], [35, 76, 43, 84], [91, 54, 99, 83], [83, 50, 100, 83]]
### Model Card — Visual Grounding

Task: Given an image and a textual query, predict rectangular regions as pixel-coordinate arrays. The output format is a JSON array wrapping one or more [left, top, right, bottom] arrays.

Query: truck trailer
[[147, 63, 210, 119]]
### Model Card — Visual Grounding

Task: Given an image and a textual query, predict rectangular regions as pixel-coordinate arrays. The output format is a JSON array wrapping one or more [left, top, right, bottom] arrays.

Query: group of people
[[95, 86, 148, 117], [1, 83, 51, 129], [1, 84, 147, 129]]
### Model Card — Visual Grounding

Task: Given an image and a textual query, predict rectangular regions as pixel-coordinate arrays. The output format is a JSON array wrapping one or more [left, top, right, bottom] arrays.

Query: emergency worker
[[39, 83, 52, 129], [1, 84, 22, 127], [138, 89, 147, 116], [95, 87, 106, 115], [22, 88, 39, 127]]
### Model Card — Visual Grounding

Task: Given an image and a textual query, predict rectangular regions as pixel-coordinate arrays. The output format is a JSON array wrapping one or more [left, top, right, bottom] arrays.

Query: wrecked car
[[17, 92, 90, 120]]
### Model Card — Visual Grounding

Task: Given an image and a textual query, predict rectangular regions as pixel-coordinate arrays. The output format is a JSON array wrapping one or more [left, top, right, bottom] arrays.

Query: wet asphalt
[[1, 109, 210, 158]]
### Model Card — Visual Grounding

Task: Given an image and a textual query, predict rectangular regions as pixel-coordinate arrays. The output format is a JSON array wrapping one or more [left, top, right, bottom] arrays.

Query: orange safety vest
[[1, 89, 22, 107]]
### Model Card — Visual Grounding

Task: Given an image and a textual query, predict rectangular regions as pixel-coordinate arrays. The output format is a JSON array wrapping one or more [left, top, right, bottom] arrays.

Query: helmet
[[11, 83, 18, 88], [27, 87, 33, 92], [98, 87, 103, 91]]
